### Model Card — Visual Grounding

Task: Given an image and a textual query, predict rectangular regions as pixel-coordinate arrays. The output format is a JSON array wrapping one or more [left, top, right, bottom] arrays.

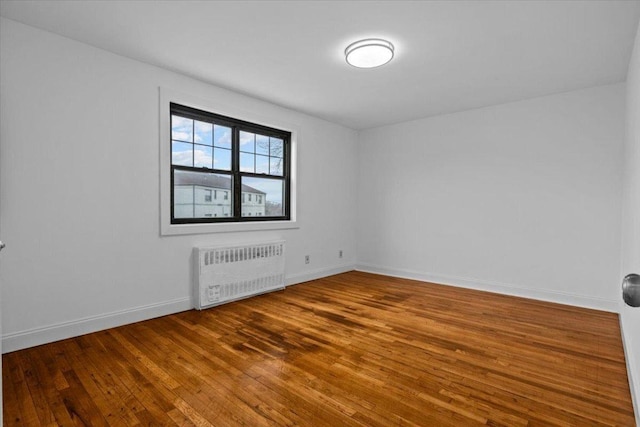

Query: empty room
[[1, 0, 640, 425]]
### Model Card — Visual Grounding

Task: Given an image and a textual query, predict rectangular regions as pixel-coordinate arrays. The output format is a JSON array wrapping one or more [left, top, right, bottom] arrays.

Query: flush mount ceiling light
[[345, 38, 394, 68]]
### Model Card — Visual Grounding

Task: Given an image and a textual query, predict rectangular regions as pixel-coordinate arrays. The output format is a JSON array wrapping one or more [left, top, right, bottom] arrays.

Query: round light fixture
[[345, 38, 394, 68]]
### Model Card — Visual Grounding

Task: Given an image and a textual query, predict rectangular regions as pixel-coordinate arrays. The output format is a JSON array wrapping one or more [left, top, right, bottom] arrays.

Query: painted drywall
[[621, 21, 640, 424], [357, 84, 625, 311], [0, 18, 358, 352]]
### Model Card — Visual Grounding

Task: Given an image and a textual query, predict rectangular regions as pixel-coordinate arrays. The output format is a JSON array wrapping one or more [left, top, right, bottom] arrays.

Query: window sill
[[161, 220, 299, 236]]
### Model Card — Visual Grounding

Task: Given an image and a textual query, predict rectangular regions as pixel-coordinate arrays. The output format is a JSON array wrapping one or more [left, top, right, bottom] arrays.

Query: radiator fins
[[194, 241, 285, 310]]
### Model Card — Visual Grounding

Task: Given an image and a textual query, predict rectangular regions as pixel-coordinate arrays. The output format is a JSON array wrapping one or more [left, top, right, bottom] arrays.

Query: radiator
[[193, 240, 286, 310]]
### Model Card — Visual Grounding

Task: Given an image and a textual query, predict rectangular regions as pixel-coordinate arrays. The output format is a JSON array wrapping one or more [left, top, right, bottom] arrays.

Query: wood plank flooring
[[3, 271, 635, 426]]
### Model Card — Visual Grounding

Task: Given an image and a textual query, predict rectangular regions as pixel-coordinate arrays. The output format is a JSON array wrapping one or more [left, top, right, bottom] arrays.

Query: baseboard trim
[[355, 263, 619, 312], [2, 264, 357, 353], [5, 263, 615, 353], [2, 297, 192, 354], [286, 263, 356, 287], [620, 314, 640, 424]]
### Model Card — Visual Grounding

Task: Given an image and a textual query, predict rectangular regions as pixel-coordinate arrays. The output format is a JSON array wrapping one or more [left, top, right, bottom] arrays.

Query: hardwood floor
[[3, 271, 635, 426]]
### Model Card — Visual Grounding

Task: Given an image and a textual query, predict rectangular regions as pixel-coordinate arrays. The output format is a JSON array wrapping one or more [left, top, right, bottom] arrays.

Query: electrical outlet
[[339, 250, 343, 258], [305, 255, 310, 264]]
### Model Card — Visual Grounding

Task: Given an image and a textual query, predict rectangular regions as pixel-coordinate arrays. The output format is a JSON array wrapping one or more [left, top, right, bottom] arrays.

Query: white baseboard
[[2, 297, 192, 354], [3, 263, 616, 353], [356, 263, 619, 312], [286, 263, 355, 287], [2, 264, 357, 353], [620, 315, 640, 425]]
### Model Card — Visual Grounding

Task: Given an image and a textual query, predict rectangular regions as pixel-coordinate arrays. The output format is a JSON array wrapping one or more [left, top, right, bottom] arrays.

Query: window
[[170, 103, 290, 224]]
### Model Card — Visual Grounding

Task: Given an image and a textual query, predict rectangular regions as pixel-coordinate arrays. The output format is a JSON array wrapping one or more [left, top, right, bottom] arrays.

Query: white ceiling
[[1, 0, 639, 130]]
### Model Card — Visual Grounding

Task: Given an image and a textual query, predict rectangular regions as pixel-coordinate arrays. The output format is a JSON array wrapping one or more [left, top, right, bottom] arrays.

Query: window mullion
[[191, 119, 195, 167], [233, 126, 241, 219]]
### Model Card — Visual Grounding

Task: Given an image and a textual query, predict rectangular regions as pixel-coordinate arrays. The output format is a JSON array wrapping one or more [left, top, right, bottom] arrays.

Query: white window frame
[[159, 87, 298, 236]]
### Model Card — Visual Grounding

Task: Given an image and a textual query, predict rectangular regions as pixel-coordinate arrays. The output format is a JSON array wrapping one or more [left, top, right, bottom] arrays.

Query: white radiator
[[193, 240, 286, 310]]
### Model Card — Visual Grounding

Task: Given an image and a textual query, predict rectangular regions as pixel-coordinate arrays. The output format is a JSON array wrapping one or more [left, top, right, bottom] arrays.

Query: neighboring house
[[173, 171, 265, 218]]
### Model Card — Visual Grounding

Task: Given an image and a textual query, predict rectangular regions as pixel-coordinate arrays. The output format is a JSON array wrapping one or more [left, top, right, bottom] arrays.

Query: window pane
[[255, 134, 269, 155], [193, 145, 213, 168], [256, 155, 269, 174], [270, 157, 283, 176], [214, 125, 231, 148], [172, 115, 193, 142], [240, 131, 255, 153], [194, 121, 213, 145], [172, 141, 193, 166], [173, 170, 233, 219], [214, 147, 231, 171], [240, 152, 254, 172], [241, 177, 284, 217], [270, 137, 283, 157]]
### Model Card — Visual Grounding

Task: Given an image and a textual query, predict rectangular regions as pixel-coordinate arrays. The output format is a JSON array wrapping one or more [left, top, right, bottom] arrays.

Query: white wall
[[357, 84, 625, 311], [0, 18, 358, 352], [621, 22, 640, 424]]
